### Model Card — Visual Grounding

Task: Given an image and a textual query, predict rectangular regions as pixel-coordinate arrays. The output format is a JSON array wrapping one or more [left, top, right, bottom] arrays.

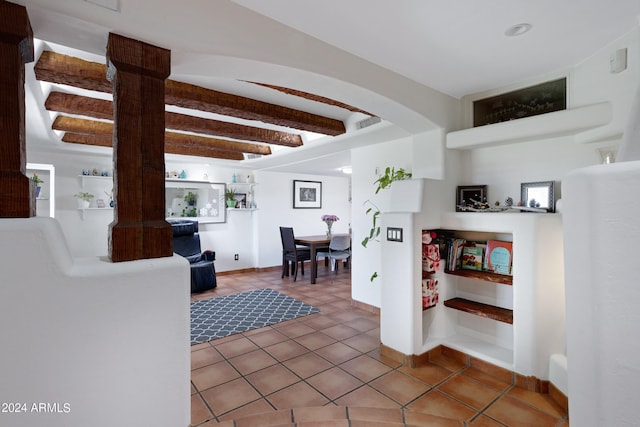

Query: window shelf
[[444, 297, 513, 324], [446, 102, 611, 150]]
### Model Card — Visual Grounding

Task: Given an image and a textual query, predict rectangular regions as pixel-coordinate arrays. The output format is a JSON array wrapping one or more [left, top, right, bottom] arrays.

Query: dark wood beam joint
[[0, 1, 34, 218], [106, 33, 172, 262]]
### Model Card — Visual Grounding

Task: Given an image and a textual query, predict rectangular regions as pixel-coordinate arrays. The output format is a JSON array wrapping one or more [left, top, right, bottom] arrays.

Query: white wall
[[351, 137, 415, 307], [26, 147, 352, 272], [255, 170, 351, 269]]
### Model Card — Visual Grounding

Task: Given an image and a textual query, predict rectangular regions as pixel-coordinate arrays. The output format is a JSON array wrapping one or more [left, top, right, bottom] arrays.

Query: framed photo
[[520, 181, 555, 212], [456, 185, 487, 212], [95, 198, 105, 208], [293, 180, 322, 209]]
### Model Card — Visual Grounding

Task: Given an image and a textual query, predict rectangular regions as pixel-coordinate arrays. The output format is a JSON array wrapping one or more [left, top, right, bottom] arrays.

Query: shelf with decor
[[446, 102, 611, 150], [226, 181, 258, 209], [427, 212, 563, 375], [165, 179, 227, 224], [27, 163, 55, 218], [76, 174, 114, 219]]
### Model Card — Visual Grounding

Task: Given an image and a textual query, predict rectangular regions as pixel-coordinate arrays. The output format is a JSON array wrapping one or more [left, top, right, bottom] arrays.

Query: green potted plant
[[184, 191, 197, 206], [361, 167, 412, 281], [74, 191, 94, 209], [31, 173, 44, 198], [225, 187, 237, 208]]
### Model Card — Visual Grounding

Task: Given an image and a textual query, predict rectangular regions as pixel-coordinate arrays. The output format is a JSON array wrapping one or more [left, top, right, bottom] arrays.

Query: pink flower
[[321, 214, 339, 223]]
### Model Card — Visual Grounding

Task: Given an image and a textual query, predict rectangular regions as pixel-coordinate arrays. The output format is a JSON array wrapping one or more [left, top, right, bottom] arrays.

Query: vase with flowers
[[321, 214, 339, 237]]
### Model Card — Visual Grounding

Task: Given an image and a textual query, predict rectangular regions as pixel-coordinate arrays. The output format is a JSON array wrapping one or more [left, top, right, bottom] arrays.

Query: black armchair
[[169, 220, 217, 293]]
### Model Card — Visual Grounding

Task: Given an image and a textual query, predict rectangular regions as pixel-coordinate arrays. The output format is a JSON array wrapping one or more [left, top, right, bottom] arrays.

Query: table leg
[[310, 245, 318, 284]]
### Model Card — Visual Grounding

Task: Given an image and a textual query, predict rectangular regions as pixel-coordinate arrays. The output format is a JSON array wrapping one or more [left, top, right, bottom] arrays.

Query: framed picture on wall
[[293, 180, 322, 209], [456, 185, 487, 211]]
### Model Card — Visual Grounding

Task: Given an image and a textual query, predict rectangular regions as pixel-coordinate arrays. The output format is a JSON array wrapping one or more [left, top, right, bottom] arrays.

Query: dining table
[[294, 234, 349, 284]]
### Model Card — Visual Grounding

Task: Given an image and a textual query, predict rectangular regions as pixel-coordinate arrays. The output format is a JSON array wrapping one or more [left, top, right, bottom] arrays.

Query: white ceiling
[[14, 0, 640, 176], [234, 0, 640, 98]]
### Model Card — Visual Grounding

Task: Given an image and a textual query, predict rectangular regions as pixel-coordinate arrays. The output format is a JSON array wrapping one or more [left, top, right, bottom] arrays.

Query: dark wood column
[[106, 33, 172, 262], [0, 1, 34, 218]]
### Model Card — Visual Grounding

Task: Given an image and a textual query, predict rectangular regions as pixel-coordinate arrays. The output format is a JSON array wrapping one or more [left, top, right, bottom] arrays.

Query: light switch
[[387, 227, 403, 242]]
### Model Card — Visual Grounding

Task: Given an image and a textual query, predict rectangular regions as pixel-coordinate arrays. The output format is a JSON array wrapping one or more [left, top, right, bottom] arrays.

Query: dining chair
[[279, 227, 311, 281], [316, 234, 351, 274]]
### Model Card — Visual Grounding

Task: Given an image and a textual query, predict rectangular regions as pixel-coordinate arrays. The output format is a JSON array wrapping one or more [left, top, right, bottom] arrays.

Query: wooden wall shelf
[[445, 269, 513, 285], [444, 297, 513, 324]]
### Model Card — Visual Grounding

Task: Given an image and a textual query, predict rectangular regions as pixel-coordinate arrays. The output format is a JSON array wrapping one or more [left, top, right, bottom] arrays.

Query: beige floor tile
[[215, 336, 260, 359], [437, 374, 502, 410], [398, 363, 453, 387], [267, 382, 330, 409], [369, 370, 431, 405], [294, 330, 337, 350], [192, 360, 241, 392], [228, 349, 278, 375], [245, 329, 290, 347], [201, 378, 262, 416], [342, 333, 379, 353], [483, 395, 561, 427], [504, 386, 566, 419], [339, 354, 393, 382], [283, 352, 333, 378], [306, 367, 364, 400], [314, 341, 361, 365], [406, 390, 476, 421], [245, 364, 300, 395], [217, 399, 277, 424], [293, 406, 347, 422], [191, 393, 213, 426], [321, 323, 361, 340], [191, 346, 225, 370], [334, 385, 401, 409], [264, 339, 309, 362]]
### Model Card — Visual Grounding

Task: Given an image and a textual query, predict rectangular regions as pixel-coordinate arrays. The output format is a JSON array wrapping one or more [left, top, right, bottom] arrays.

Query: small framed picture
[[293, 180, 322, 209], [456, 185, 487, 212], [95, 198, 106, 208]]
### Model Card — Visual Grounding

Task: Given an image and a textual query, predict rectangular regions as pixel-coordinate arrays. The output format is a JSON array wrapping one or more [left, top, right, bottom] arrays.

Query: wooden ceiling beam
[[35, 51, 346, 136], [55, 116, 268, 157], [165, 80, 345, 136], [45, 91, 301, 146], [61, 132, 245, 160], [247, 81, 374, 116], [46, 92, 273, 154]]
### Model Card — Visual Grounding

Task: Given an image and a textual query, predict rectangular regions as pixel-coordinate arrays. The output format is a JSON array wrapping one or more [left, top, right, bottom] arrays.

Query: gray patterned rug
[[190, 288, 319, 345]]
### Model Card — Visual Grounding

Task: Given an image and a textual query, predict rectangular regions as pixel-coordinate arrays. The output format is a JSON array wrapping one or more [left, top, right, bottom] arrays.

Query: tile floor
[[190, 265, 569, 426]]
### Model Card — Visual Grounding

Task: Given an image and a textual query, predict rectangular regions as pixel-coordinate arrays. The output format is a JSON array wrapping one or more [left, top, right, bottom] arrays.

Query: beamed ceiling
[[34, 50, 374, 160]]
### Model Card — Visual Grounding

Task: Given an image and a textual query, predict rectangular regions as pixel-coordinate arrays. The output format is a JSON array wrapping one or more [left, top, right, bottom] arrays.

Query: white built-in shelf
[[446, 102, 612, 150], [77, 207, 113, 220], [226, 208, 258, 212]]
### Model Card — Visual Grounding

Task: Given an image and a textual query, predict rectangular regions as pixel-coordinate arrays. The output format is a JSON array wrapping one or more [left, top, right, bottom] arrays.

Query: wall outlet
[[234, 254, 239, 261]]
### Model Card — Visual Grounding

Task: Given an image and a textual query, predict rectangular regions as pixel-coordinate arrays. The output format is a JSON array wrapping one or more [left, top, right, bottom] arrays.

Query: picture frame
[[456, 185, 488, 212], [293, 180, 322, 209], [520, 181, 555, 212], [233, 192, 247, 208]]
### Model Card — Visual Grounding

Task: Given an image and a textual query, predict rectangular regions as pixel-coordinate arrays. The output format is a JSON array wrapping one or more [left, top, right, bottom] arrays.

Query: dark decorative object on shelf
[[473, 78, 566, 127], [456, 185, 488, 212]]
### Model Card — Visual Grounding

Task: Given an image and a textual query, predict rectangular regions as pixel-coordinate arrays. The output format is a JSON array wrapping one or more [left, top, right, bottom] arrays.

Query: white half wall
[[563, 161, 640, 426], [0, 218, 190, 427]]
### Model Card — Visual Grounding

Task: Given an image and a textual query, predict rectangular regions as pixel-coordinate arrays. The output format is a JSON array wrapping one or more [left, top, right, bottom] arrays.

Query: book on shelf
[[485, 240, 513, 275], [461, 246, 484, 271], [446, 238, 466, 271]]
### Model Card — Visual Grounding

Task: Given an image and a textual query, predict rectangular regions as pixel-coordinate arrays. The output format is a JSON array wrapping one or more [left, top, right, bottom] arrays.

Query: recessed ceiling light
[[505, 23, 532, 37]]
